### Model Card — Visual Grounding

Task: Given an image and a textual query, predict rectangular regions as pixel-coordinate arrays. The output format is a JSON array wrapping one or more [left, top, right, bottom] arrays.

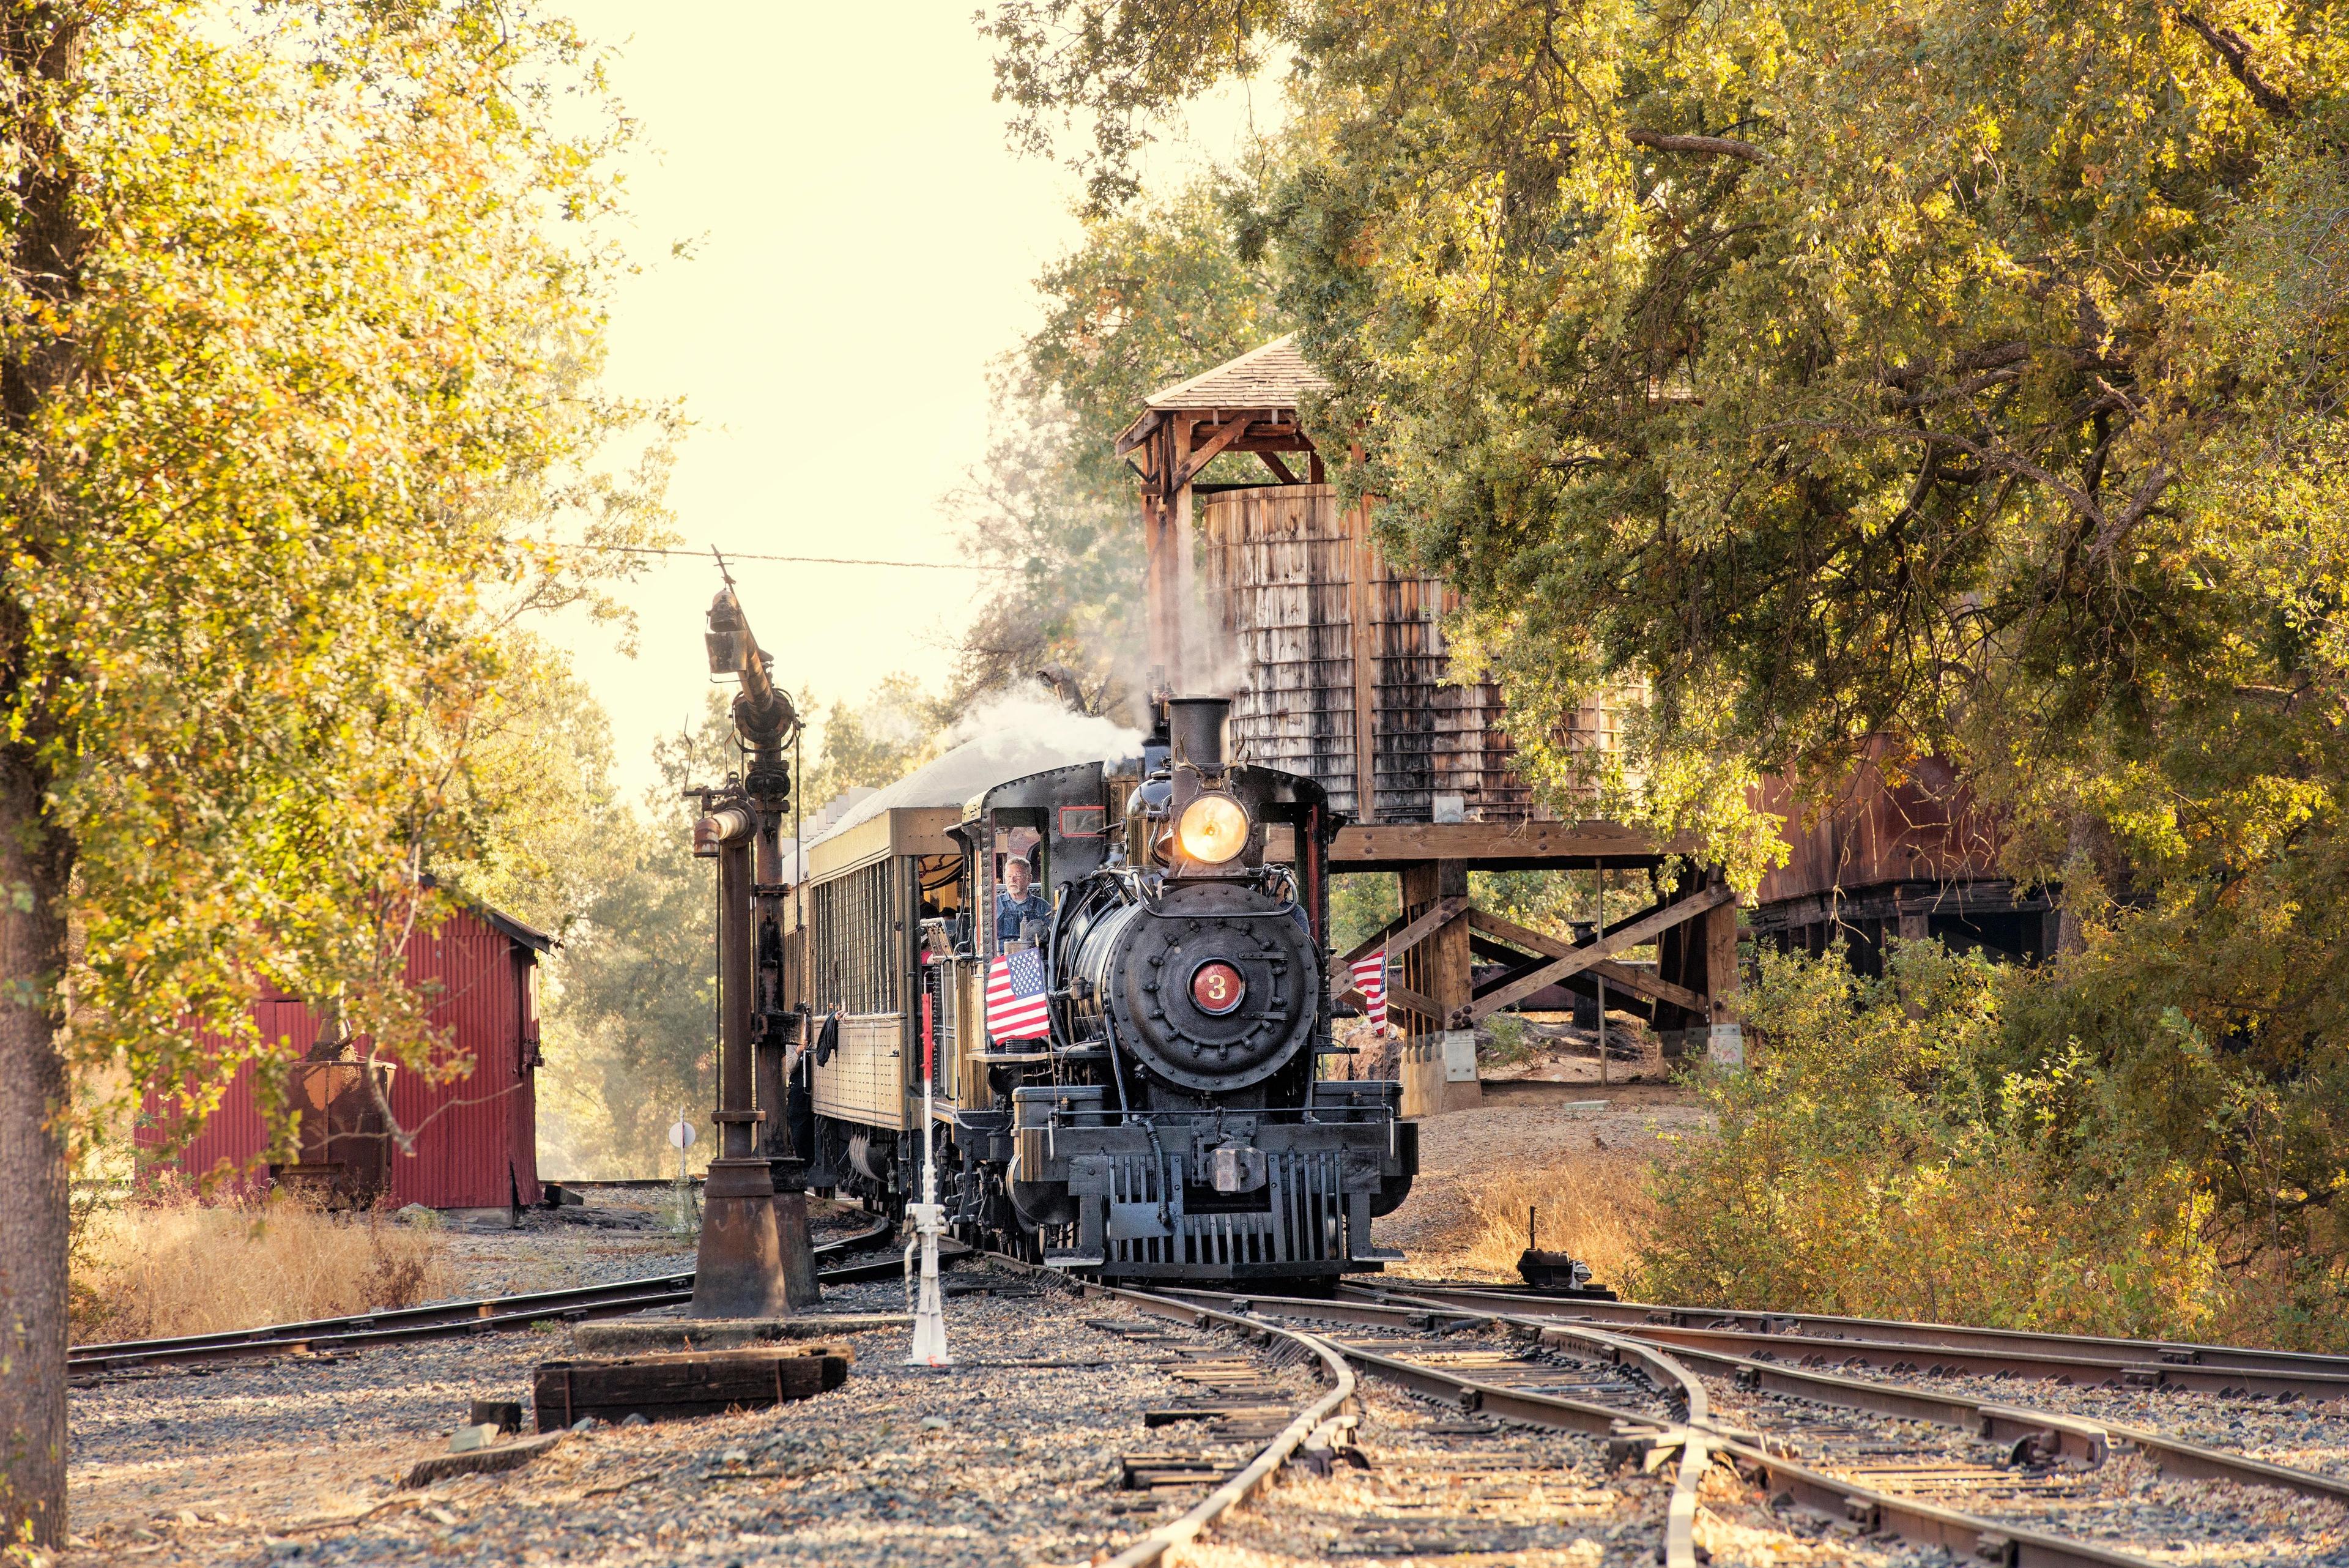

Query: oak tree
[[1, 3, 651, 1541]]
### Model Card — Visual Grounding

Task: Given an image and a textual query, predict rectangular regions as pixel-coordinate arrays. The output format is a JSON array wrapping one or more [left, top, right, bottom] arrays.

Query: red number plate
[[1190, 961, 1245, 1016]]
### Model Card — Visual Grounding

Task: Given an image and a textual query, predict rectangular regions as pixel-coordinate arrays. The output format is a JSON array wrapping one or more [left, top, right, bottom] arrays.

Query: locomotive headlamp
[[1175, 792, 1249, 864]]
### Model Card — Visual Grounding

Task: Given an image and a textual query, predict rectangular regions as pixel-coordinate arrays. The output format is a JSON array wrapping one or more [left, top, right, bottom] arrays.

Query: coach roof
[[804, 711, 1140, 852]]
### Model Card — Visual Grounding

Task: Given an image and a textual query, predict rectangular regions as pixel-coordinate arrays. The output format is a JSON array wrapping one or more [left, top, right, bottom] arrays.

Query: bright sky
[[543, 2, 1263, 801]]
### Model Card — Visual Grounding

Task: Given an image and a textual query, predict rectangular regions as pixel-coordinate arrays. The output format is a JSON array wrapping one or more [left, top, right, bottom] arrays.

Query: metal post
[[905, 976, 951, 1365], [689, 808, 800, 1317], [1595, 868, 1609, 1090], [754, 800, 817, 1307]]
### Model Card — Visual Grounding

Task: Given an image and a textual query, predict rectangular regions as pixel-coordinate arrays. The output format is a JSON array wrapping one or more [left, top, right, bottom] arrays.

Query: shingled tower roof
[[1142, 332, 1329, 412]]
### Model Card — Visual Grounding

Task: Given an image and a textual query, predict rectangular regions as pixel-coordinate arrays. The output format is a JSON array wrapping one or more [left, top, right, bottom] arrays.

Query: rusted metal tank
[[268, 1060, 396, 1208], [1751, 743, 2054, 973]]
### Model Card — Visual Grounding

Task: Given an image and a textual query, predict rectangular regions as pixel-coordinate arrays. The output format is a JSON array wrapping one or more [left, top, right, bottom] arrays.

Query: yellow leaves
[[10, 2, 653, 1159]]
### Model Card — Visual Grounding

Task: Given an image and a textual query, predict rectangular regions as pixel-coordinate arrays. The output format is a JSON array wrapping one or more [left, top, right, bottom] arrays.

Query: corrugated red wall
[[139, 905, 544, 1209]]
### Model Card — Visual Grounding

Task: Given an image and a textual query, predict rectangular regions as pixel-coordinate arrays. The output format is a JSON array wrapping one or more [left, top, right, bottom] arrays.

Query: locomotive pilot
[[995, 854, 1050, 943]]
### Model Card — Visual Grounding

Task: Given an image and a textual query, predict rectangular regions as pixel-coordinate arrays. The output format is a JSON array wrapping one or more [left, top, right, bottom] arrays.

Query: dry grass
[[70, 1191, 452, 1343], [1403, 1153, 1664, 1285]]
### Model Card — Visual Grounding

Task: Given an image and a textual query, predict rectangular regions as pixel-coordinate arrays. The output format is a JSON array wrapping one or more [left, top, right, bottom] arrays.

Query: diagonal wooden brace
[[1463, 885, 1735, 1024], [1468, 910, 1707, 1016], [1326, 894, 1469, 999]]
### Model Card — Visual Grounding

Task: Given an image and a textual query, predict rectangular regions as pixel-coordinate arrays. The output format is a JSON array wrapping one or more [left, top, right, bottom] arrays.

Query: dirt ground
[[1369, 1078, 1711, 1285]]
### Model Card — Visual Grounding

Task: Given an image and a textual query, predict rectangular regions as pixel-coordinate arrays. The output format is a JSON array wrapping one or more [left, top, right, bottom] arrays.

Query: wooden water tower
[[1118, 335, 1745, 1109]]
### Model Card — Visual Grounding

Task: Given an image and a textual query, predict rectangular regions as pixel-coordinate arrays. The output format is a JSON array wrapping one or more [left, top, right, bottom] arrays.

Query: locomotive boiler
[[779, 695, 1417, 1283]]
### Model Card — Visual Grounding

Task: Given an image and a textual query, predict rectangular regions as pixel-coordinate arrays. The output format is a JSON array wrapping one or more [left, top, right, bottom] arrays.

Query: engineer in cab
[[995, 853, 1049, 943]]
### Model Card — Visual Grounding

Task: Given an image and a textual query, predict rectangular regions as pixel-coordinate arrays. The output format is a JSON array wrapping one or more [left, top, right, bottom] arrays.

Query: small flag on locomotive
[[985, 948, 1052, 1041]]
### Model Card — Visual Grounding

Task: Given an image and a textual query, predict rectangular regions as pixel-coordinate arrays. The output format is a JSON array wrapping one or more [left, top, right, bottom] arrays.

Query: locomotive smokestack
[[1167, 696, 1230, 774]]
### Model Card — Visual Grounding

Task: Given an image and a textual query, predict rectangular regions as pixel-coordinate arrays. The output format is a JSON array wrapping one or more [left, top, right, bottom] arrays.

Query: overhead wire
[[544, 541, 1017, 572]]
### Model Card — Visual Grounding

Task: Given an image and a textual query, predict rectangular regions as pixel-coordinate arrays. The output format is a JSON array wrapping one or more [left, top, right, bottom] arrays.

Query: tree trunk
[[1, 4, 92, 1547], [2055, 811, 2117, 957], [0, 746, 70, 1549]]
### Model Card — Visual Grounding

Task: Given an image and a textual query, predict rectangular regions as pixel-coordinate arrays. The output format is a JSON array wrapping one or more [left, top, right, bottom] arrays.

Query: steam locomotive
[[779, 696, 1417, 1282]]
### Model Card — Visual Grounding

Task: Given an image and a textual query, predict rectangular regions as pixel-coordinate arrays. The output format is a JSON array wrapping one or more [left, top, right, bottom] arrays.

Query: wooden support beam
[[1173, 416, 1250, 489], [1256, 450, 1300, 484], [1384, 981, 1445, 1028], [1170, 418, 1193, 688], [1466, 917, 1705, 1016], [1703, 897, 1741, 1028], [1115, 407, 1166, 455], [1463, 885, 1735, 1024], [1348, 500, 1378, 822], [1382, 893, 1469, 965], [1330, 821, 1681, 866]]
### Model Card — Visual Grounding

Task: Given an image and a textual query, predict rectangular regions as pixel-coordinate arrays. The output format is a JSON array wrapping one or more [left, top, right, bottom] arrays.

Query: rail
[[67, 1214, 897, 1376], [1364, 1280, 2349, 1386], [1266, 1284, 2349, 1566]]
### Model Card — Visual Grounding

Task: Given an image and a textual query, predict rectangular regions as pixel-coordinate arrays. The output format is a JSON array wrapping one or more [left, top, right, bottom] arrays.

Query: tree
[[949, 181, 1283, 715], [989, 1, 2349, 1322], [798, 674, 951, 810], [0, 4, 651, 1541], [538, 701, 726, 1180], [541, 679, 950, 1178]]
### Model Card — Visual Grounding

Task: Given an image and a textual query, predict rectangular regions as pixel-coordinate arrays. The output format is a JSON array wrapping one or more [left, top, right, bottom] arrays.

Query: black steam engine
[[785, 694, 1418, 1284]]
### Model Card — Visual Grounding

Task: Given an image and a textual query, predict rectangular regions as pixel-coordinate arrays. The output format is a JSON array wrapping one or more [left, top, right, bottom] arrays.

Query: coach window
[[915, 853, 965, 954], [987, 822, 1047, 956]]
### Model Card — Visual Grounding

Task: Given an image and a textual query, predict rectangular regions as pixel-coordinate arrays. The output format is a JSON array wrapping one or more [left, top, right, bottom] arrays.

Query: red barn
[[139, 902, 553, 1211]]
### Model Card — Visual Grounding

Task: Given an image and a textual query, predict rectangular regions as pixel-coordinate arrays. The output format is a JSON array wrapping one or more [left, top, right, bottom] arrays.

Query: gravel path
[[66, 1262, 1316, 1567]]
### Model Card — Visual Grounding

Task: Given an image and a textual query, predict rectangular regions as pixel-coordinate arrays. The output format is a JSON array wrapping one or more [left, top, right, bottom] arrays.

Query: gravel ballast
[[67, 1264, 1313, 1566]]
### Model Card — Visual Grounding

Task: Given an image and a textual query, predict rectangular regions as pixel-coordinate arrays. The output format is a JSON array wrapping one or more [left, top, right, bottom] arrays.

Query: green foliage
[[538, 697, 724, 1180], [981, 0, 1288, 212], [1638, 943, 2236, 1340], [1327, 871, 1398, 953], [1, 4, 666, 1165], [541, 679, 948, 1178], [431, 634, 626, 937], [1478, 1011, 1535, 1071], [799, 674, 951, 811], [992, 0, 2349, 1336]]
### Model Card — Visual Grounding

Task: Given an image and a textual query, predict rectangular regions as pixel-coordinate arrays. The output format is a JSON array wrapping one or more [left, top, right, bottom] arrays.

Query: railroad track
[[1370, 1280, 2349, 1399], [1187, 1282, 2349, 1565], [1036, 1273, 1704, 1566], [998, 1260, 2349, 1566], [66, 1213, 898, 1378]]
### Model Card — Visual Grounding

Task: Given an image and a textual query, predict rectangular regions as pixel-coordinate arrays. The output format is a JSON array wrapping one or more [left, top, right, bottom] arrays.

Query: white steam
[[940, 691, 1143, 765]]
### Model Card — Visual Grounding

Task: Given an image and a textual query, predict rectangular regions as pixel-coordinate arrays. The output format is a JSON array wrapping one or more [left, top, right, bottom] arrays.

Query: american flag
[[985, 948, 1053, 1042], [1350, 949, 1389, 1036]]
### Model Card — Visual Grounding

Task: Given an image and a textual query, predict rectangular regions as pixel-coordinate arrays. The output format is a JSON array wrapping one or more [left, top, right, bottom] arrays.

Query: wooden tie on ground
[[533, 1344, 849, 1430], [1083, 1316, 1300, 1495], [403, 1432, 565, 1489]]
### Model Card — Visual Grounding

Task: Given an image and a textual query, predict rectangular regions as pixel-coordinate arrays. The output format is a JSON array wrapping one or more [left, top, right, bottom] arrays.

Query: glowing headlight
[[1175, 793, 1250, 864]]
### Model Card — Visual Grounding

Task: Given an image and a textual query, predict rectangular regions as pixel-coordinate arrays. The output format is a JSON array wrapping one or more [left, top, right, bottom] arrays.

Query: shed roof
[[1142, 332, 1329, 412], [477, 902, 555, 954]]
